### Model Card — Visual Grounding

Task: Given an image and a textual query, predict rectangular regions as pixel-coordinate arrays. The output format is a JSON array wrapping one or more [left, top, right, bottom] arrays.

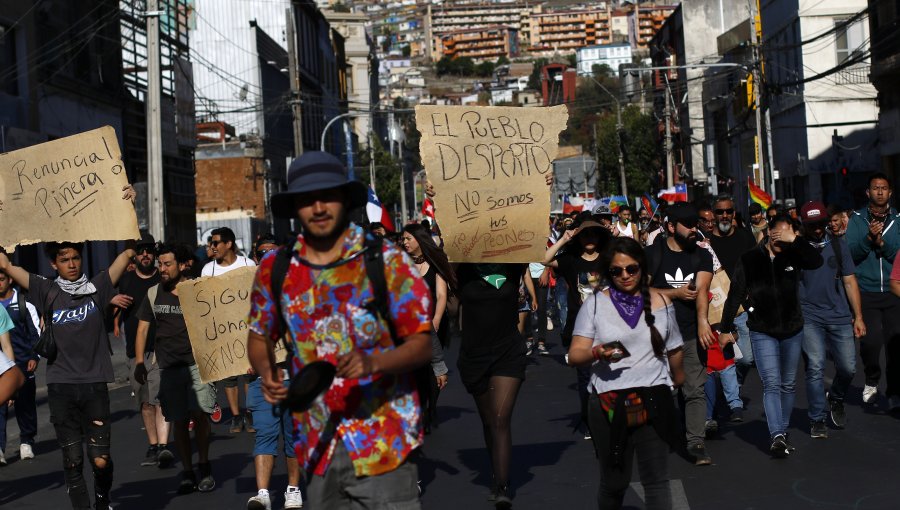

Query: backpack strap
[[363, 235, 400, 345], [831, 236, 845, 293], [271, 247, 294, 357]]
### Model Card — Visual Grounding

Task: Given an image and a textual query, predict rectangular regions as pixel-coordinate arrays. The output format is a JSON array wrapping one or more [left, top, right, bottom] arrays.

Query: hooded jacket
[[845, 207, 900, 293], [720, 238, 823, 339]]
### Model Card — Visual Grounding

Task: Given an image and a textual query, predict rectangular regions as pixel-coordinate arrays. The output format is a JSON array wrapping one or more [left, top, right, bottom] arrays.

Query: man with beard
[[709, 195, 758, 387], [134, 243, 217, 495], [846, 173, 900, 410], [116, 231, 172, 468], [646, 202, 715, 465], [697, 202, 716, 238], [247, 152, 432, 508], [798, 201, 865, 437]]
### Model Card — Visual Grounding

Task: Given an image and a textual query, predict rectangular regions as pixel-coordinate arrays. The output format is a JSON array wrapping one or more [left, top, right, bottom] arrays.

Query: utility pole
[[399, 139, 407, 224], [749, 0, 767, 195], [145, 1, 164, 241], [663, 73, 673, 189], [286, 7, 303, 157]]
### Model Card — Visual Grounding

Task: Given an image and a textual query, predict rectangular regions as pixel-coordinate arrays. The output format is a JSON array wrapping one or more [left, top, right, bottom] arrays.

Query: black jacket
[[720, 238, 823, 339]]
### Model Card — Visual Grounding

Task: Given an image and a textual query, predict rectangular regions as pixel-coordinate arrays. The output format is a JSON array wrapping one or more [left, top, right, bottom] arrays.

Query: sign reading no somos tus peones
[[416, 105, 568, 263]]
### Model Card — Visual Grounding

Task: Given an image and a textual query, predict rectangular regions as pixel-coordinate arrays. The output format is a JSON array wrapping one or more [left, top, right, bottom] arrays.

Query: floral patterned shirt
[[248, 223, 432, 477]]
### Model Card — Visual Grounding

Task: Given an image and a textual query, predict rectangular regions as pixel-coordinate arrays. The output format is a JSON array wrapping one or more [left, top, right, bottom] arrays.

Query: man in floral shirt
[[247, 151, 432, 508]]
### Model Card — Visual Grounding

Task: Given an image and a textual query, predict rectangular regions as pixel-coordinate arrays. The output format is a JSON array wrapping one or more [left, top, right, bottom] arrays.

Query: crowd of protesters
[[0, 152, 898, 510]]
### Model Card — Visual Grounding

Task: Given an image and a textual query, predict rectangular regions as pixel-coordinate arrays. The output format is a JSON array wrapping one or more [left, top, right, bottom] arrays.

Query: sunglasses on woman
[[608, 264, 641, 277]]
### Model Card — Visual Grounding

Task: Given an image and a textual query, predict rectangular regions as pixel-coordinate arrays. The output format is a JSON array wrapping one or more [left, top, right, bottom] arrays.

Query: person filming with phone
[[567, 237, 684, 510]]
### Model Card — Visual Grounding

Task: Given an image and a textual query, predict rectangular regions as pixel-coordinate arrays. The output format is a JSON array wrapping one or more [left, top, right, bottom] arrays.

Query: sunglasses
[[608, 264, 641, 278], [209, 240, 224, 247], [136, 246, 155, 255], [714, 208, 735, 215]]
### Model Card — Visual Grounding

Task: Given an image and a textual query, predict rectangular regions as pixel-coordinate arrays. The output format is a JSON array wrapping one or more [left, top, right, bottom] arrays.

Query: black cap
[[270, 151, 367, 219], [666, 202, 698, 229], [136, 230, 155, 247]]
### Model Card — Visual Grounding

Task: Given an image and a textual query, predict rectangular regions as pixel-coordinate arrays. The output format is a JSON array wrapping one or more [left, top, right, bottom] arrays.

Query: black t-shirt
[[118, 270, 161, 358], [456, 264, 523, 350], [136, 284, 194, 369], [555, 251, 604, 317], [29, 273, 116, 384], [708, 229, 757, 277], [646, 240, 714, 339]]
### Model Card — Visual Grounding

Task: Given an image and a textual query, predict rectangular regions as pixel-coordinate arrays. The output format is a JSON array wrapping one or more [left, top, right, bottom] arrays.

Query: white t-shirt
[[202, 255, 256, 277], [0, 349, 13, 375], [616, 221, 636, 239], [572, 291, 683, 394], [528, 262, 545, 278]]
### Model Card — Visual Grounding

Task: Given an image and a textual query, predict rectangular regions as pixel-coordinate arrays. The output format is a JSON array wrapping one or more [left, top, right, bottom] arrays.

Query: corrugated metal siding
[[197, 217, 269, 253]]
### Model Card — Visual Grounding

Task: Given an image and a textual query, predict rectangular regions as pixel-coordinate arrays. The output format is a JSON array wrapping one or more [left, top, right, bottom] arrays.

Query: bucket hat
[[270, 151, 367, 219]]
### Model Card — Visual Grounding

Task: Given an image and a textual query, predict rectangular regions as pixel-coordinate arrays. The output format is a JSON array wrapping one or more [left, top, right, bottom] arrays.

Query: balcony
[[833, 65, 871, 85]]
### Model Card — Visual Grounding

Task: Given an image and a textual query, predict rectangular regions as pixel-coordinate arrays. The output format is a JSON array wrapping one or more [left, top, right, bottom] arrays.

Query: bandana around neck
[[55, 274, 97, 296], [608, 286, 643, 329], [476, 264, 506, 290]]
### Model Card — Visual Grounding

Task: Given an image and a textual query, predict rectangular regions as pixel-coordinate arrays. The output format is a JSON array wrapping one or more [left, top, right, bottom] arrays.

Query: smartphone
[[602, 341, 631, 360], [687, 277, 696, 291]]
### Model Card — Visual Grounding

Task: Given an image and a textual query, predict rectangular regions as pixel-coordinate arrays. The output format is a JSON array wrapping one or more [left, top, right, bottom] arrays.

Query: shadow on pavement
[[457, 440, 577, 491]]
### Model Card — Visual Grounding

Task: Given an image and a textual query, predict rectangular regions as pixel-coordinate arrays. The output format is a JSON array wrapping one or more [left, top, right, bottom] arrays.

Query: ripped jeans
[[48, 383, 113, 510]]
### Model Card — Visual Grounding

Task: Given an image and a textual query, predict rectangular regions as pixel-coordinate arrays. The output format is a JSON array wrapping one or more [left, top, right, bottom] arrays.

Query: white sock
[[286, 485, 300, 493], [257, 489, 269, 497]]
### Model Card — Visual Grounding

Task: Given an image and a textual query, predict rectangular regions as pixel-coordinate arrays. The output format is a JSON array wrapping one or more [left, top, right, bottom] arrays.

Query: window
[[835, 18, 866, 64], [0, 24, 17, 95]]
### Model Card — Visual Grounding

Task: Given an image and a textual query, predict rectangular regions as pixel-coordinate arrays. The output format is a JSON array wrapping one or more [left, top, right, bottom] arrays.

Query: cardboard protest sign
[[0, 126, 140, 250], [416, 105, 568, 262], [177, 267, 287, 383]]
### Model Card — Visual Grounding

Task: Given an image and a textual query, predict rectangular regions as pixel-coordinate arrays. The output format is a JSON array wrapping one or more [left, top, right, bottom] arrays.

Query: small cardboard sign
[[177, 267, 287, 383], [415, 105, 568, 262], [0, 126, 140, 250]]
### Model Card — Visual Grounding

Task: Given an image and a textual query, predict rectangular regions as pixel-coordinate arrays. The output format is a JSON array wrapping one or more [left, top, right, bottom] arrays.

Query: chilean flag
[[657, 183, 688, 203], [562, 194, 582, 215], [366, 187, 395, 232]]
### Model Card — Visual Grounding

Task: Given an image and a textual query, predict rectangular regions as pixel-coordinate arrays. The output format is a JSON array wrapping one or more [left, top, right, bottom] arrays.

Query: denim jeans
[[587, 394, 671, 510], [704, 365, 743, 419], [750, 331, 803, 437], [247, 377, 295, 458], [555, 278, 569, 331], [733, 313, 753, 385], [47, 383, 113, 510], [803, 321, 856, 422]]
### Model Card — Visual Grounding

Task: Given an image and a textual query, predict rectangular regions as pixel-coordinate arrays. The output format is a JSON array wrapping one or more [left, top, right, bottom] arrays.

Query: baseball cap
[[592, 204, 613, 217], [800, 201, 827, 224], [665, 202, 699, 229]]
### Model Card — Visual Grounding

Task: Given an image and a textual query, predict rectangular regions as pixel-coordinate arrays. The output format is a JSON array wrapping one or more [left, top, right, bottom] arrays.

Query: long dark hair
[[402, 224, 457, 293], [600, 237, 665, 358]]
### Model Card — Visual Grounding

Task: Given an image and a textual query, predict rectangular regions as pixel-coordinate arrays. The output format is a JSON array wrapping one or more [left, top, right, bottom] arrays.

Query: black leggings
[[473, 375, 522, 488], [860, 291, 900, 396]]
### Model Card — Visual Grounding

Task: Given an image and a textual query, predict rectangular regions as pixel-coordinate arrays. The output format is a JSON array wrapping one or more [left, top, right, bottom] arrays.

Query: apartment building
[[426, 2, 531, 60], [434, 26, 520, 62], [630, 4, 677, 50], [528, 9, 612, 52], [576, 43, 633, 76]]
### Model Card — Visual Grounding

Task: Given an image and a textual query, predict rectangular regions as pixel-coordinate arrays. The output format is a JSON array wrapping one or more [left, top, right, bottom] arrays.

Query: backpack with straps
[[269, 235, 398, 359]]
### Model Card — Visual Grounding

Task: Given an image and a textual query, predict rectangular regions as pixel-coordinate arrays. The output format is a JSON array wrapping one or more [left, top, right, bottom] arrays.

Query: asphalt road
[[2, 329, 900, 509]]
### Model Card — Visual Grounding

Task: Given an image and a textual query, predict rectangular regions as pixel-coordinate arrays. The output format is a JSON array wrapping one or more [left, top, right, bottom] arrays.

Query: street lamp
[[589, 76, 628, 198]]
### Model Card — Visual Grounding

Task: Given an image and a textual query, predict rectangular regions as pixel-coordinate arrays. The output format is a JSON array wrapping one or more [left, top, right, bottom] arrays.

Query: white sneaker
[[863, 385, 878, 404], [0, 450, 6, 466], [19, 443, 34, 460], [547, 317, 554, 331], [889, 395, 900, 412], [247, 490, 271, 510], [284, 487, 303, 509]]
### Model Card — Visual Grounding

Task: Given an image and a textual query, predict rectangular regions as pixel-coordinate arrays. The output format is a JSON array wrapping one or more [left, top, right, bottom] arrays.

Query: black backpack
[[269, 235, 397, 359]]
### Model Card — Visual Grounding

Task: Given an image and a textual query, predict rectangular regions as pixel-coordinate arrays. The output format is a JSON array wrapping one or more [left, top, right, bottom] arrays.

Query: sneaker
[[862, 384, 878, 404], [95, 492, 112, 510], [210, 402, 223, 423], [198, 462, 215, 492], [770, 434, 790, 458], [247, 490, 271, 510], [810, 420, 828, 439], [177, 470, 198, 495], [494, 484, 512, 509], [141, 445, 159, 467], [584, 431, 592, 440], [889, 395, 900, 412], [704, 419, 719, 438], [284, 487, 303, 509], [547, 317, 554, 331], [525, 339, 534, 356], [688, 444, 712, 466], [157, 446, 175, 469], [564, 353, 569, 365], [230, 416, 243, 433], [537, 342, 549, 356], [19, 443, 35, 460], [729, 408, 744, 423], [0, 450, 6, 466], [784, 433, 797, 452], [828, 399, 846, 428], [243, 413, 256, 433]]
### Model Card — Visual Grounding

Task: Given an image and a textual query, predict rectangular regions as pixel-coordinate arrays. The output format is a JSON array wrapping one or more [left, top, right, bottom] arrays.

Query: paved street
[[2, 330, 900, 509]]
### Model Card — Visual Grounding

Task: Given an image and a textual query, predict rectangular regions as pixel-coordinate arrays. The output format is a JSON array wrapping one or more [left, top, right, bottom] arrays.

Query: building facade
[[869, 0, 900, 180], [434, 26, 519, 62], [576, 43, 633, 76]]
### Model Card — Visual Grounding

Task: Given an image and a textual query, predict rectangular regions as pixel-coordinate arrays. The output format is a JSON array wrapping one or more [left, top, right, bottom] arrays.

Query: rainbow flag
[[748, 177, 772, 209]]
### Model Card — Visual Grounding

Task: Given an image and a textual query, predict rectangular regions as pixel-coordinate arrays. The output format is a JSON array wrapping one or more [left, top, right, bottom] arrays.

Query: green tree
[[357, 137, 401, 209], [475, 60, 496, 77], [591, 63, 613, 78], [496, 55, 510, 66], [527, 57, 549, 90], [592, 106, 658, 196]]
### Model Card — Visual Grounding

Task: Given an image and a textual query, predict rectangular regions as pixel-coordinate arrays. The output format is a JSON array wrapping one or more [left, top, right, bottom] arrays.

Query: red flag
[[422, 197, 435, 219]]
